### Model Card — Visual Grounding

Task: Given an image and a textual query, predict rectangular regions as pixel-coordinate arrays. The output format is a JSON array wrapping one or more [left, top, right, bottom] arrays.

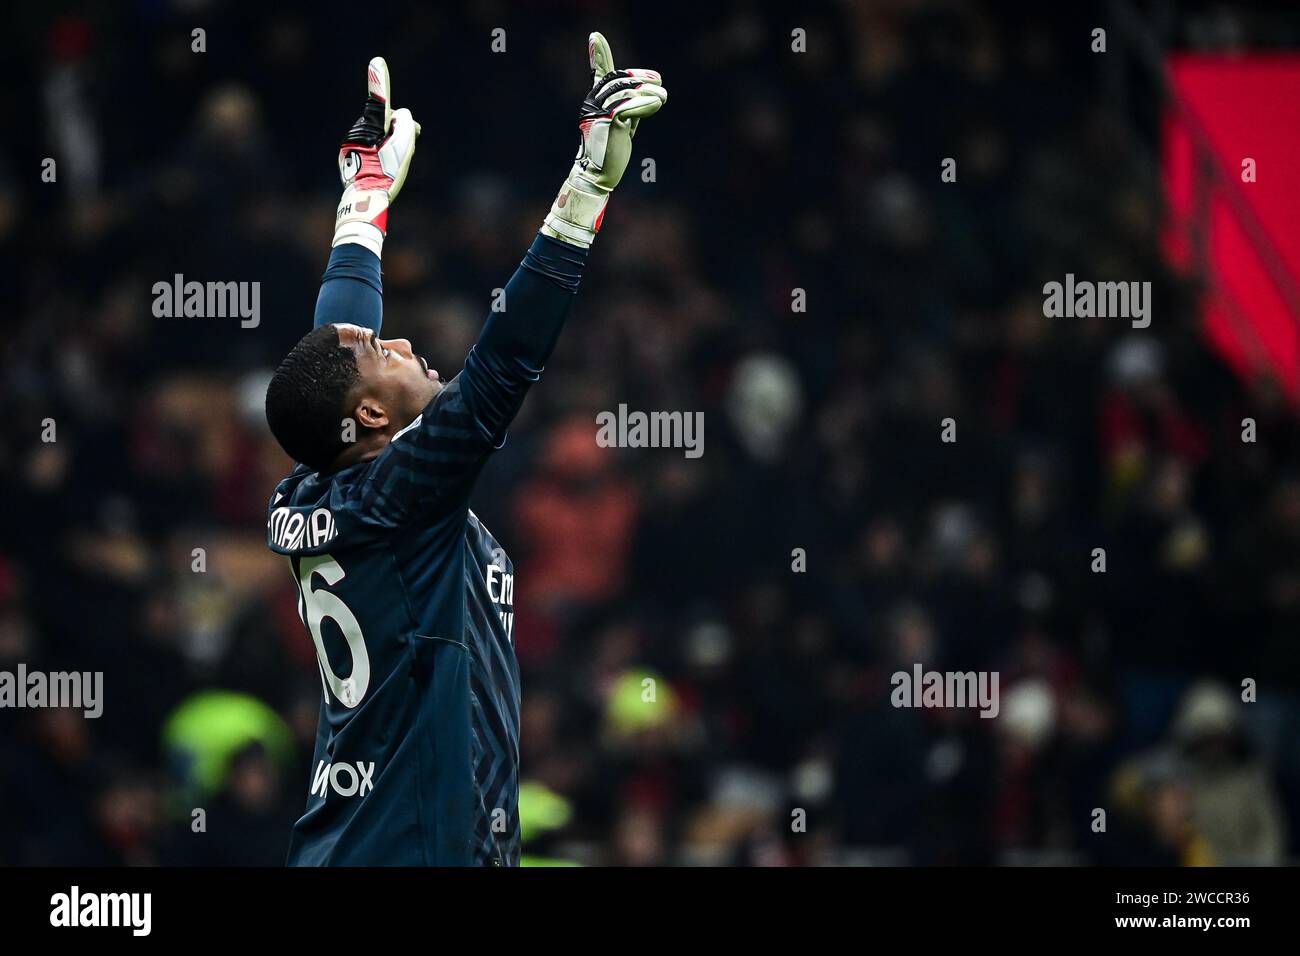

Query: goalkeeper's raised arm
[[266, 34, 665, 481], [463, 31, 667, 449]]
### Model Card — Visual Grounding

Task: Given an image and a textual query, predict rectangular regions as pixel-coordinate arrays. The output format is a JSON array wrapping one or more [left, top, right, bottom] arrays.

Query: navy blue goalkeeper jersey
[[268, 234, 585, 866]]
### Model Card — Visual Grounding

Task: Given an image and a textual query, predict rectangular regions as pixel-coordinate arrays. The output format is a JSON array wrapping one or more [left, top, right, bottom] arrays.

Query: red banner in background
[[1163, 55, 1300, 400]]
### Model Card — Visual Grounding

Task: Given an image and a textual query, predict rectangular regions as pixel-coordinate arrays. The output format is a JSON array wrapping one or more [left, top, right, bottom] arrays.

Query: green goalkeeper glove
[[541, 32, 667, 248]]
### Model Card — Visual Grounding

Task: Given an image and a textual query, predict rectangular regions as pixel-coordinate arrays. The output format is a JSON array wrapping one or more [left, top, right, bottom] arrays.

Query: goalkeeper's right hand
[[334, 57, 421, 257], [542, 32, 667, 248]]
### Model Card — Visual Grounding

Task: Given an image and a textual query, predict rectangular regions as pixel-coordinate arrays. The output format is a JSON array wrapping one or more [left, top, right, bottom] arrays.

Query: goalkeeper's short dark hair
[[265, 325, 360, 472]]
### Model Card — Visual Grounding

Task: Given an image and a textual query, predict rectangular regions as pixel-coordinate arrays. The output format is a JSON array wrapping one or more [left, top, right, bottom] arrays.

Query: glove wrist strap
[[333, 188, 388, 258], [542, 173, 610, 248]]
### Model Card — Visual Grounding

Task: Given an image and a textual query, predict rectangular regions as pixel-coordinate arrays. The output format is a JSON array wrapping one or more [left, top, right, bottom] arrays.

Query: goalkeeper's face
[[335, 323, 442, 436]]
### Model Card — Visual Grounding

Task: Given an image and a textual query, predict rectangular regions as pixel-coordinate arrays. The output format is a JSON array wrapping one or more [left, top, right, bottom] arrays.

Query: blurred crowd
[[3, 0, 1300, 865]]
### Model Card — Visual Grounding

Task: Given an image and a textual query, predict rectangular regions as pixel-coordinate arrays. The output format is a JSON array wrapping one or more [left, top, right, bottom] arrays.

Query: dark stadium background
[[3, 0, 1300, 866]]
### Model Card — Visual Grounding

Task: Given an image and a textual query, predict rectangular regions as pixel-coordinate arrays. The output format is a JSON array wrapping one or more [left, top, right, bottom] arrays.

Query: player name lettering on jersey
[[311, 759, 376, 798], [269, 506, 338, 551]]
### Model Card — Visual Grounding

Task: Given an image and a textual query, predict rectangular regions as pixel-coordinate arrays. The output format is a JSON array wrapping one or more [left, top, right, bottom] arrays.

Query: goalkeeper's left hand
[[334, 57, 421, 257], [542, 32, 667, 247]]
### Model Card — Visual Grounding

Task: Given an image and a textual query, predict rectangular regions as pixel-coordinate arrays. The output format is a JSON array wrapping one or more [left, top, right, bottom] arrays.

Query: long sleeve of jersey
[[459, 233, 587, 447], [314, 243, 384, 333], [350, 233, 588, 525]]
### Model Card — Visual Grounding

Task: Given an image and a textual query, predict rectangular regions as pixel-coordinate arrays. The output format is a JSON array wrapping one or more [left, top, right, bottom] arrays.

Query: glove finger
[[385, 108, 420, 151], [380, 107, 420, 181], [593, 71, 663, 108], [594, 76, 645, 109], [367, 57, 394, 136], [601, 88, 650, 112], [602, 83, 666, 106], [624, 68, 662, 86], [384, 108, 420, 200], [343, 56, 395, 152], [588, 31, 616, 83], [593, 70, 633, 99], [609, 86, 666, 120]]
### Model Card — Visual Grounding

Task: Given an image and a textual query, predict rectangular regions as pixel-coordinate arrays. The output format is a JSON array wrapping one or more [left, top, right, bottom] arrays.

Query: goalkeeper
[[263, 34, 665, 866]]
